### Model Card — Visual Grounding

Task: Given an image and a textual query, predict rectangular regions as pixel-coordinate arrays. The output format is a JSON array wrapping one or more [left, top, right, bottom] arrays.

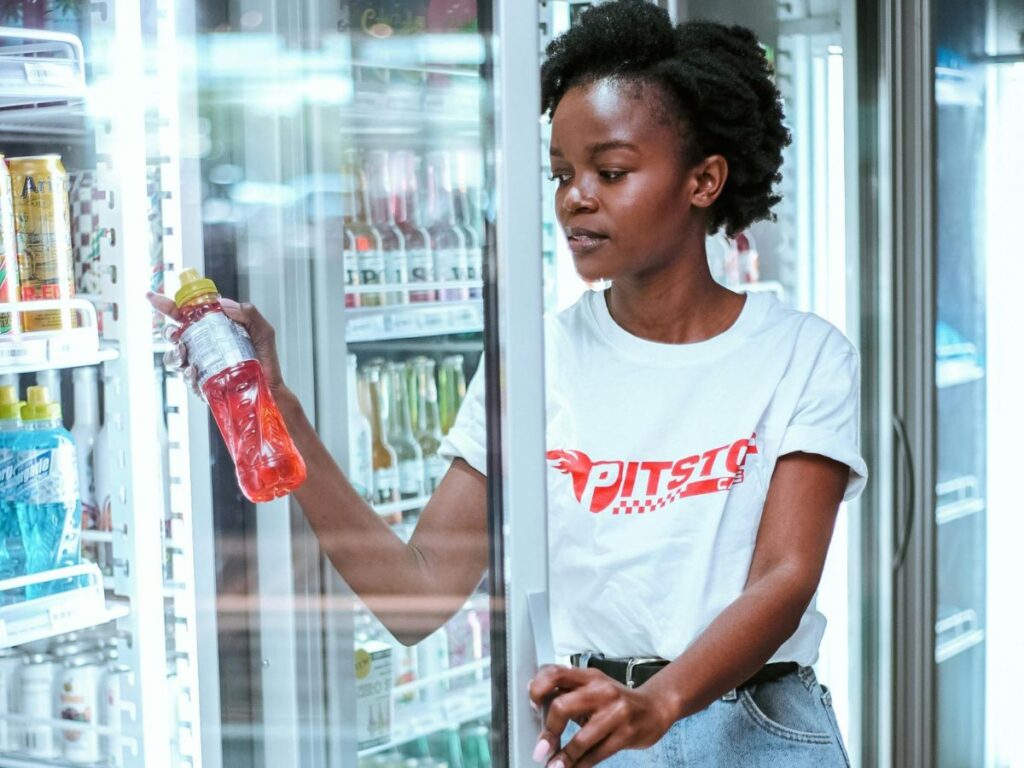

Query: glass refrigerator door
[[933, 0, 1023, 765], [1, 2, 208, 767], [177, 1, 547, 766]]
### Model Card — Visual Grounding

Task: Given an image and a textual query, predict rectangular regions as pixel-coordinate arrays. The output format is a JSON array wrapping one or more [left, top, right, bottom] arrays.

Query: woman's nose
[[562, 182, 598, 213]]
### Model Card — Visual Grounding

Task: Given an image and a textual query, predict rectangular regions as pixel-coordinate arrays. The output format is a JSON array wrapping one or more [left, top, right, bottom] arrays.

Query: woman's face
[[549, 79, 714, 284]]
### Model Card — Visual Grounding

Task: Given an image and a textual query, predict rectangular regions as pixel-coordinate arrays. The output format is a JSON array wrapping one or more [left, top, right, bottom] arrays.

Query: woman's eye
[[600, 170, 626, 181], [549, 172, 571, 185]]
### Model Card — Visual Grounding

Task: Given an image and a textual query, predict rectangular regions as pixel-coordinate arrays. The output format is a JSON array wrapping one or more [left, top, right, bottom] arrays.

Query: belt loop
[[797, 665, 815, 690], [722, 689, 738, 702]]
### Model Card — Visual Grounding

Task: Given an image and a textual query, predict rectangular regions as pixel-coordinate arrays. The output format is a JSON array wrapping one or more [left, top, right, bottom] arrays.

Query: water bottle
[[13, 385, 82, 599], [0, 385, 26, 601]]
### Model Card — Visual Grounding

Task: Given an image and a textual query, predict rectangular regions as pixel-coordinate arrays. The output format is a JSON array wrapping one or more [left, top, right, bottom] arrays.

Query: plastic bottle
[[14, 386, 82, 599], [0, 386, 26, 596], [346, 355, 374, 502], [174, 270, 306, 503], [70, 368, 99, 535]]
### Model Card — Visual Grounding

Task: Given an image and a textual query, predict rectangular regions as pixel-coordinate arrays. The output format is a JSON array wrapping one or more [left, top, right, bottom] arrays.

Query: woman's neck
[[605, 249, 746, 345]]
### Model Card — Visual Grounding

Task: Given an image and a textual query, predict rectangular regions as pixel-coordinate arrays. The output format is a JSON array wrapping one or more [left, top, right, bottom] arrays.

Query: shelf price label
[[23, 62, 77, 88], [48, 603, 76, 633]]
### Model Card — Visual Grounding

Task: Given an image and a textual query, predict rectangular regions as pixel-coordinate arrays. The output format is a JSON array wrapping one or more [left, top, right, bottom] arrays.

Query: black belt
[[569, 654, 798, 691]]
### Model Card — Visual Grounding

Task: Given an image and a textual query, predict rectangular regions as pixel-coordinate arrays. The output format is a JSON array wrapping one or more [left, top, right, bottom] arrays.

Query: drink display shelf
[[935, 608, 985, 664], [0, 563, 130, 650], [936, 476, 985, 526], [0, 299, 117, 375], [0, 27, 87, 135], [347, 297, 484, 342], [936, 358, 985, 389], [358, 678, 491, 758]]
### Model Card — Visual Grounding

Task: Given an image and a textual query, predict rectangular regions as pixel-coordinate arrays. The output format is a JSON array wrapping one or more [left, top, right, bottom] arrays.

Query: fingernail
[[529, 698, 539, 712], [550, 760, 565, 768], [532, 739, 550, 763]]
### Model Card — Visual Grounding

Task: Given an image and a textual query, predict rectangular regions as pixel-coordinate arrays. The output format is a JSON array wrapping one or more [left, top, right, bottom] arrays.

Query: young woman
[[151, 2, 866, 765]]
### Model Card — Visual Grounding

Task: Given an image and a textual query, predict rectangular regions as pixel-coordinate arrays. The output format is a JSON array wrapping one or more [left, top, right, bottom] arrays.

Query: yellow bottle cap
[[22, 385, 62, 422], [0, 385, 24, 421], [174, 268, 219, 308]]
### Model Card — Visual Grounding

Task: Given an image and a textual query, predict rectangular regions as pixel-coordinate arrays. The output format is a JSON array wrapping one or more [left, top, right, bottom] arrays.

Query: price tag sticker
[[23, 62, 77, 87]]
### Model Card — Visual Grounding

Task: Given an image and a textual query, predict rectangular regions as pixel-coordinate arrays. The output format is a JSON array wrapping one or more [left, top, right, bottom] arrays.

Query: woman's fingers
[[147, 291, 181, 322]]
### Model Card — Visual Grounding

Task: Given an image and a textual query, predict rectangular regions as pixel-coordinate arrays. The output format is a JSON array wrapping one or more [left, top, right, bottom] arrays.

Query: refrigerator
[[889, 0, 1024, 766], [0, 0, 548, 767]]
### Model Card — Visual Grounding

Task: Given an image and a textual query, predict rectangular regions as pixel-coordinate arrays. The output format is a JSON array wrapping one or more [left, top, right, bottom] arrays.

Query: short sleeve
[[438, 359, 487, 476], [778, 348, 868, 502]]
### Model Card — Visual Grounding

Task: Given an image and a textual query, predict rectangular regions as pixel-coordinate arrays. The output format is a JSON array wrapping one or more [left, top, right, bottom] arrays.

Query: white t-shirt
[[440, 289, 867, 666]]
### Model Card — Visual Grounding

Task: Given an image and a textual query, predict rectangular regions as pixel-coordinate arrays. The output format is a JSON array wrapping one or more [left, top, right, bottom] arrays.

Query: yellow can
[[9, 155, 75, 331], [0, 155, 19, 334]]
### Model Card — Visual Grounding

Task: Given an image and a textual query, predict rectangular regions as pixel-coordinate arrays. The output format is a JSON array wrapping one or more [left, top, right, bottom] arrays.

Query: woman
[[151, 2, 866, 765]]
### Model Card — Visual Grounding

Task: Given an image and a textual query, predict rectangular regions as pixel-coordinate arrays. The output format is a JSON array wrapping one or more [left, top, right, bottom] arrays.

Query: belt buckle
[[625, 657, 663, 689], [573, 651, 599, 669]]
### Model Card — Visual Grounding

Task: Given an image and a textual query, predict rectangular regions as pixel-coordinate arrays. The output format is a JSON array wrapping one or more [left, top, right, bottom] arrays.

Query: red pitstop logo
[[546, 433, 758, 515]]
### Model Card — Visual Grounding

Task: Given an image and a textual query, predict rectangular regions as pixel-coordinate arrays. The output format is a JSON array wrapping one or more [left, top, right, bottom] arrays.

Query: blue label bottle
[[0, 385, 26, 603], [12, 385, 82, 600]]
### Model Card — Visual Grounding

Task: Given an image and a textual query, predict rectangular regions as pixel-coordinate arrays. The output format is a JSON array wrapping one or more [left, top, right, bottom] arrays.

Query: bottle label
[[435, 248, 466, 282], [373, 467, 398, 503], [0, 446, 79, 505], [383, 250, 408, 285], [424, 455, 447, 492], [406, 249, 434, 283], [398, 459, 424, 496], [181, 311, 257, 387], [358, 250, 386, 287], [465, 247, 483, 281]]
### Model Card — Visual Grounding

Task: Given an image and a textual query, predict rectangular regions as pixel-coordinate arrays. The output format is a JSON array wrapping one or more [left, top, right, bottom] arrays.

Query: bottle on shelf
[[360, 364, 400, 515], [454, 149, 484, 298], [416, 627, 451, 703], [385, 362, 424, 502], [438, 355, 468, 435], [365, 150, 409, 306], [424, 151, 469, 302], [347, 355, 374, 503], [14, 385, 82, 599], [342, 149, 386, 308], [409, 357, 447, 493], [343, 228, 361, 309], [0, 385, 26, 597], [173, 269, 306, 503], [391, 151, 437, 302]]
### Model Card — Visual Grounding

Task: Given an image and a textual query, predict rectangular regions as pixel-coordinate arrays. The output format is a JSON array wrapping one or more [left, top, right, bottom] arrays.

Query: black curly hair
[[541, 0, 790, 237]]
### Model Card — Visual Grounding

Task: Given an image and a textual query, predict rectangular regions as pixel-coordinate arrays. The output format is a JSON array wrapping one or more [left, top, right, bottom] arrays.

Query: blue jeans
[[561, 666, 851, 767]]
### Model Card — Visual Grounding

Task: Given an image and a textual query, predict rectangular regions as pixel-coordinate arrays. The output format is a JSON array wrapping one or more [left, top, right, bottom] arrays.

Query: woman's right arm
[[277, 385, 489, 644], [150, 293, 489, 646]]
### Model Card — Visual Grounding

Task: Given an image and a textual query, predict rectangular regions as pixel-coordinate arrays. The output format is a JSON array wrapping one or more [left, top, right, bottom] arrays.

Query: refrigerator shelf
[[347, 300, 483, 342], [935, 608, 986, 664], [0, 27, 87, 133], [0, 563, 130, 650], [358, 678, 491, 758], [936, 358, 985, 389], [936, 476, 985, 525], [0, 299, 115, 375]]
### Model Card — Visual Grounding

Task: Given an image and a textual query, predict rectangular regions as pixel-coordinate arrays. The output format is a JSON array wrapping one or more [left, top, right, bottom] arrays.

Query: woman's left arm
[[529, 451, 849, 768]]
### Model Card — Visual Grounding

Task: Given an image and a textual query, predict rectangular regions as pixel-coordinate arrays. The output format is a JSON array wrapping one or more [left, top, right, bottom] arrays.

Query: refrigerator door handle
[[891, 413, 915, 571]]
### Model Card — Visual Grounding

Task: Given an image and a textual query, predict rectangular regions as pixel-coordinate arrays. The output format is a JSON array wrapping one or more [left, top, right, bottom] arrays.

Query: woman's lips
[[567, 234, 609, 254]]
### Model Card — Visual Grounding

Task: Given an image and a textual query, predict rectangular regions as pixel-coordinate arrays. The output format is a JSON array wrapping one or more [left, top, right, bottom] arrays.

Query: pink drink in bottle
[[174, 269, 306, 502]]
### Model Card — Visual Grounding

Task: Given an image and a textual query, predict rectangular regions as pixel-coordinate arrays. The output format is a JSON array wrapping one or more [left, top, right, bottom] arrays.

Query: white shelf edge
[[936, 497, 985, 525], [935, 628, 985, 664], [936, 360, 985, 389]]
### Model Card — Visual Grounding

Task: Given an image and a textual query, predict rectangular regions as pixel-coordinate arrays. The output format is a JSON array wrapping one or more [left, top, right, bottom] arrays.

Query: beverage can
[[59, 654, 102, 763], [9, 155, 75, 331], [0, 155, 20, 335], [0, 648, 23, 751], [20, 653, 58, 758]]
